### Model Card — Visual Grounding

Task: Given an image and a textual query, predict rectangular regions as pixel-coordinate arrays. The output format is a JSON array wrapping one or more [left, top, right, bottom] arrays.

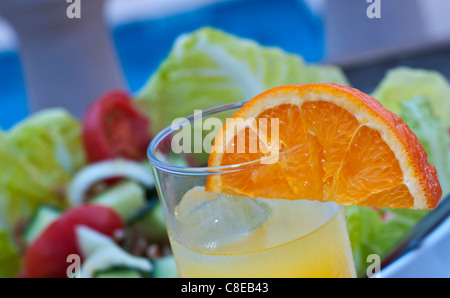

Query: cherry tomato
[[82, 90, 152, 163], [25, 205, 124, 278]]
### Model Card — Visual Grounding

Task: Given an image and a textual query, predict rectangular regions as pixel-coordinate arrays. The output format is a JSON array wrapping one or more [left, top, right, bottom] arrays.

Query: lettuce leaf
[[345, 206, 428, 277], [372, 67, 450, 127], [398, 97, 450, 197], [136, 27, 349, 134], [0, 132, 57, 228], [0, 109, 85, 228], [0, 229, 21, 278], [7, 109, 86, 188], [345, 206, 383, 277]]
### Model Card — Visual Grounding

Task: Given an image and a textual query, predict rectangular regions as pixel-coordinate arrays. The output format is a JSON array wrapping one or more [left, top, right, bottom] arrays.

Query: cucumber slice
[[23, 206, 62, 244], [91, 181, 146, 222], [132, 202, 168, 243], [152, 255, 179, 278], [94, 268, 145, 278]]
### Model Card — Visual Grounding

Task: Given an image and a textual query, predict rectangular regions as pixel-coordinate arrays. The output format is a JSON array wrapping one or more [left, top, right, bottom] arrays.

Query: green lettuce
[[346, 206, 428, 277], [0, 109, 85, 228], [7, 109, 86, 189], [345, 206, 383, 277], [0, 229, 22, 278], [372, 67, 450, 127], [136, 27, 349, 134], [399, 97, 450, 196], [0, 132, 57, 228]]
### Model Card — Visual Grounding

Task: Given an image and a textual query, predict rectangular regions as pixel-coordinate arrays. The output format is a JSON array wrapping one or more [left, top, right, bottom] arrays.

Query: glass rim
[[147, 101, 302, 176]]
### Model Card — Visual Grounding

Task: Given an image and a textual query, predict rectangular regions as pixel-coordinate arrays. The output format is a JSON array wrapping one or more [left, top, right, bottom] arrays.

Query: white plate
[[381, 214, 450, 278]]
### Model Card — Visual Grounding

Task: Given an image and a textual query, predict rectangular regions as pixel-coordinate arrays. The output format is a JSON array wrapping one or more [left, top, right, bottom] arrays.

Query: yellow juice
[[167, 189, 356, 278]]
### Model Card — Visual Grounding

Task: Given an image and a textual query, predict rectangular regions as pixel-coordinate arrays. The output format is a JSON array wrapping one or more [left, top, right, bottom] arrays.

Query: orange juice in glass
[[169, 188, 355, 278], [148, 102, 356, 278]]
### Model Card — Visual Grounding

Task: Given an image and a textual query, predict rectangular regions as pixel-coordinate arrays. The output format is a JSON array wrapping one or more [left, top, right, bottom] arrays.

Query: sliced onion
[[76, 226, 152, 278], [68, 159, 155, 206]]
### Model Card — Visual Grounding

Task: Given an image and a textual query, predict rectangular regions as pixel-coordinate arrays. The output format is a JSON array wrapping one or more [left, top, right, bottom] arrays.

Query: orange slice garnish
[[206, 84, 442, 210]]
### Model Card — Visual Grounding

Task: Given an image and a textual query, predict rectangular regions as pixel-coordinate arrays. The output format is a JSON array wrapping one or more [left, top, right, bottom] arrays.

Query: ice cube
[[175, 187, 271, 249]]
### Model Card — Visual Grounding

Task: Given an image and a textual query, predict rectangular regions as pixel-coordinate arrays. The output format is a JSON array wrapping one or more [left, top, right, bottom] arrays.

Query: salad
[[1, 27, 449, 278], [1, 91, 176, 278]]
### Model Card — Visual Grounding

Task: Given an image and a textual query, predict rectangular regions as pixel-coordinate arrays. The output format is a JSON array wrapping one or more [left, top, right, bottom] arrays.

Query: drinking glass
[[148, 102, 356, 278]]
